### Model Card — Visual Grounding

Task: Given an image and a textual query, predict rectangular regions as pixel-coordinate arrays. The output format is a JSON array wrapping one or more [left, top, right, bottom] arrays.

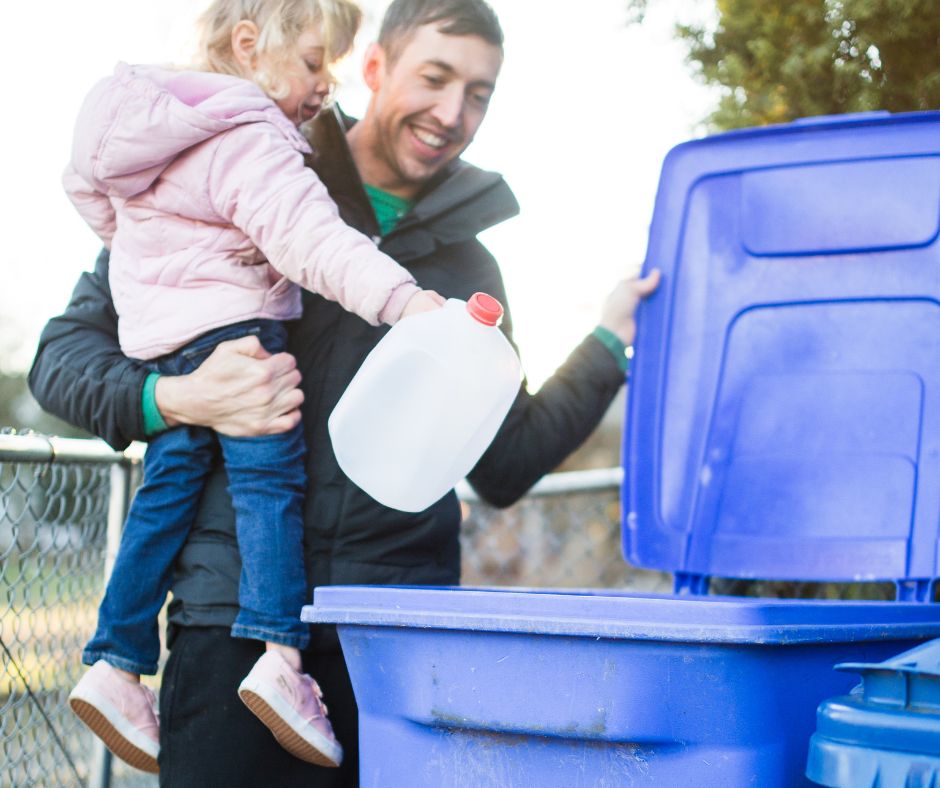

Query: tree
[[638, 0, 940, 131]]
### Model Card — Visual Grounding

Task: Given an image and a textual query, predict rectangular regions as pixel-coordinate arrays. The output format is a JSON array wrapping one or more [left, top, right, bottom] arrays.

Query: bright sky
[[0, 0, 714, 386]]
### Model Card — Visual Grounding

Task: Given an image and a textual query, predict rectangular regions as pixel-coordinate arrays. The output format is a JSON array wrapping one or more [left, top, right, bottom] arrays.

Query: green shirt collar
[[363, 183, 414, 237]]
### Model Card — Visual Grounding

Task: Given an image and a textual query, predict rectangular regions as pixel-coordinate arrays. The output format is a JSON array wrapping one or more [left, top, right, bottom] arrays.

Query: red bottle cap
[[466, 292, 504, 326]]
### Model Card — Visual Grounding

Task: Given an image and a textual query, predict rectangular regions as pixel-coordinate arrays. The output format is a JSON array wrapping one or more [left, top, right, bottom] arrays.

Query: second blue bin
[[807, 638, 940, 787]]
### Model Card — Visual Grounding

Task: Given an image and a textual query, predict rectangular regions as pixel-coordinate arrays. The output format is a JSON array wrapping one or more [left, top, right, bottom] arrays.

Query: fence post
[[88, 463, 132, 788]]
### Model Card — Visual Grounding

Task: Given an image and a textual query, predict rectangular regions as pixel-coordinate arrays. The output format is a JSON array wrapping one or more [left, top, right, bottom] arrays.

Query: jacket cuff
[[142, 372, 169, 436], [591, 326, 631, 375], [378, 282, 421, 325]]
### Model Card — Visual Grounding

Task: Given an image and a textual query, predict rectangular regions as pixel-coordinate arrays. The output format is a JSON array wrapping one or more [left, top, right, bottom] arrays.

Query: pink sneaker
[[238, 650, 343, 767], [68, 660, 159, 774]]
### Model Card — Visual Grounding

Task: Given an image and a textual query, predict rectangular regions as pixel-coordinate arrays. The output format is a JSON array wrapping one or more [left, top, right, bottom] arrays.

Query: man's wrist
[[142, 372, 169, 436], [592, 325, 631, 375]]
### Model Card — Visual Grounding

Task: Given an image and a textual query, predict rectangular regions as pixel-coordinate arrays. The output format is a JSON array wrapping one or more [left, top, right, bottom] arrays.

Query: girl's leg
[[219, 423, 309, 651], [71, 425, 217, 773], [83, 425, 218, 674], [218, 425, 342, 766]]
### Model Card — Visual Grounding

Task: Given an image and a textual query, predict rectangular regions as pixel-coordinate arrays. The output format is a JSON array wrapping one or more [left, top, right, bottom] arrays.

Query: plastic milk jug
[[328, 293, 523, 512]]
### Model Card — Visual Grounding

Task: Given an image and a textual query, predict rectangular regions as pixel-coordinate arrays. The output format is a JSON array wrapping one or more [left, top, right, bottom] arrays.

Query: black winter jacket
[[28, 107, 626, 647]]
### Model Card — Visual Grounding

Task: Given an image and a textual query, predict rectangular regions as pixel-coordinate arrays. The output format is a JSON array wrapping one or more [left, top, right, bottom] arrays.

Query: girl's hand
[[400, 289, 446, 319]]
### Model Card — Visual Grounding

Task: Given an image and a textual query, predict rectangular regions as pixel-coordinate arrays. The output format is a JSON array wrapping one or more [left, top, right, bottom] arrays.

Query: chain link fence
[[0, 434, 154, 788], [459, 470, 670, 592], [1, 432, 661, 787], [1, 457, 108, 787]]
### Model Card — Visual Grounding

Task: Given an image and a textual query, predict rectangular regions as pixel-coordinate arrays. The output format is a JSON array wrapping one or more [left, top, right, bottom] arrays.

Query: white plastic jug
[[328, 293, 523, 512]]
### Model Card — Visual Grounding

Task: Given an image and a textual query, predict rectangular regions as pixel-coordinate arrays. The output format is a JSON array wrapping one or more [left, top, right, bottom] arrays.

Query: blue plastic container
[[807, 639, 940, 787], [310, 588, 939, 786], [305, 111, 940, 786]]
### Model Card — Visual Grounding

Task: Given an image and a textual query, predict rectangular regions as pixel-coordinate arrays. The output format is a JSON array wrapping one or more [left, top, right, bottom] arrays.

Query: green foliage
[[674, 0, 940, 130]]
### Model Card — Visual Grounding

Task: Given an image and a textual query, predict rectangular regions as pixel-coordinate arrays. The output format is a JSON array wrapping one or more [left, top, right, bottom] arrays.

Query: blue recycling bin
[[807, 639, 940, 787], [304, 110, 940, 787]]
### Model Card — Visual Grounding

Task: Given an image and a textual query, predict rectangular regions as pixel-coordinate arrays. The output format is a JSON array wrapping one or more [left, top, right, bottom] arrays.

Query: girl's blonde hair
[[195, 0, 362, 100]]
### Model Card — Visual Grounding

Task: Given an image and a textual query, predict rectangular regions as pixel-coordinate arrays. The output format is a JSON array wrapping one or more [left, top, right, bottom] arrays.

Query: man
[[29, 1, 658, 785]]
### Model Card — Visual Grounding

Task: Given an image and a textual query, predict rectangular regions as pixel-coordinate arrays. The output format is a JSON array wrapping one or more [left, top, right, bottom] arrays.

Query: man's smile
[[411, 126, 449, 150]]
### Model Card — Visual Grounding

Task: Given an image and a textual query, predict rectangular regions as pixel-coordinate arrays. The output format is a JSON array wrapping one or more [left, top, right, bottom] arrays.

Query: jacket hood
[[378, 161, 519, 264], [399, 162, 519, 241], [70, 62, 309, 199]]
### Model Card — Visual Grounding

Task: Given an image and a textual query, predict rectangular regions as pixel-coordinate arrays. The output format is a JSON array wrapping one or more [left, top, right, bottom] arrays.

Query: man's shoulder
[[410, 161, 519, 235]]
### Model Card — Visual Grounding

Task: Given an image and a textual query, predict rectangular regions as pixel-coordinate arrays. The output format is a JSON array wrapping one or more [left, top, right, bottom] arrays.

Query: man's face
[[363, 24, 503, 196]]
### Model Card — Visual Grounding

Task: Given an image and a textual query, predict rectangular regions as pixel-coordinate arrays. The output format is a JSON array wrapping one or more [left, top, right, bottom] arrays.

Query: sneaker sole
[[239, 687, 342, 767], [69, 696, 159, 774]]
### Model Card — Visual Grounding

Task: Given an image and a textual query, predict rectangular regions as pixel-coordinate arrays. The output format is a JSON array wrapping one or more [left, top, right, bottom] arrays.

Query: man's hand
[[598, 269, 662, 346], [400, 289, 446, 319], [154, 336, 304, 436]]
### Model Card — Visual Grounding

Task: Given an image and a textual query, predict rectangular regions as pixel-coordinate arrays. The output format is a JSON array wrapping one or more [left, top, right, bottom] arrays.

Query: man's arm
[[466, 270, 660, 508], [28, 249, 306, 448], [28, 249, 149, 449]]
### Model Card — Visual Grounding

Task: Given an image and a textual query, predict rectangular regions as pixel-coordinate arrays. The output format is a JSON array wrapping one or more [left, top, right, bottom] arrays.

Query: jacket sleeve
[[452, 243, 626, 508], [27, 248, 148, 449], [209, 124, 418, 325], [62, 163, 116, 248]]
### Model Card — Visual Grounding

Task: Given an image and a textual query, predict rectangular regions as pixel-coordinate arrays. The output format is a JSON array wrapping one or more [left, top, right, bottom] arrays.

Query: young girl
[[64, 0, 441, 773]]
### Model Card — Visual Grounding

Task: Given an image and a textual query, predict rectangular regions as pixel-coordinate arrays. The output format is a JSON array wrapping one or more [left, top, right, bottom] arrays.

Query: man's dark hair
[[378, 0, 503, 62]]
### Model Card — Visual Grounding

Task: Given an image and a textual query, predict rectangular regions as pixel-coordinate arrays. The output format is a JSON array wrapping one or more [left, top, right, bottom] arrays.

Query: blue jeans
[[83, 319, 310, 675]]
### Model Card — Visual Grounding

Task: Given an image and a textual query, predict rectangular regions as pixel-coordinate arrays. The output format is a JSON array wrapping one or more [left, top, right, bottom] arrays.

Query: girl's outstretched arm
[[209, 123, 420, 326]]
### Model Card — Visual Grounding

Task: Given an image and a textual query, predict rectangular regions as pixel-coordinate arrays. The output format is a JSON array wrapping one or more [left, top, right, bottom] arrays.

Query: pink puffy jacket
[[64, 63, 418, 360]]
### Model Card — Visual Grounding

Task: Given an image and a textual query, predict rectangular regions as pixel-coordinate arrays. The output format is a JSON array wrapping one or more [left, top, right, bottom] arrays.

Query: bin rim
[[304, 585, 940, 644]]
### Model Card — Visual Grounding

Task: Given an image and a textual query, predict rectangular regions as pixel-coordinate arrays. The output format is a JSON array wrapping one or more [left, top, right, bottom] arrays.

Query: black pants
[[158, 626, 358, 787]]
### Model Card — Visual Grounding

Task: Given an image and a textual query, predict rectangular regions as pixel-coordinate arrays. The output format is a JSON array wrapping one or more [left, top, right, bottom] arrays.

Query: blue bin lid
[[623, 110, 940, 584], [306, 586, 940, 643], [806, 638, 940, 781]]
